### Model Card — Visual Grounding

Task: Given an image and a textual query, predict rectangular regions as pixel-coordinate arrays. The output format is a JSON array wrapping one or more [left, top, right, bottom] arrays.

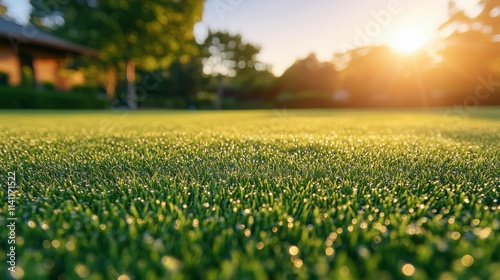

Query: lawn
[[0, 109, 499, 280]]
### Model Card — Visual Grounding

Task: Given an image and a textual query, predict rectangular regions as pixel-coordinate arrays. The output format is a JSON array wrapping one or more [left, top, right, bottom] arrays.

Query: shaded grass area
[[0, 109, 499, 279]]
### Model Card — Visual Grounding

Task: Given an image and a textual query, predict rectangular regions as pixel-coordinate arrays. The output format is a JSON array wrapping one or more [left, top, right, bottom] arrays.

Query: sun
[[388, 27, 428, 54]]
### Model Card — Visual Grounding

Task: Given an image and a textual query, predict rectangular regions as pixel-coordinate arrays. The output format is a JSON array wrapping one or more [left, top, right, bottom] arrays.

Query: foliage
[[30, 0, 203, 70], [0, 71, 8, 86], [200, 31, 274, 108], [0, 86, 108, 109], [145, 57, 207, 107], [227, 67, 276, 101], [201, 31, 267, 77], [20, 66, 34, 87], [72, 85, 100, 95], [139, 95, 187, 109], [275, 91, 338, 109], [0, 110, 499, 279], [29, 0, 204, 107], [41, 81, 55, 91], [438, 0, 500, 83], [0, 0, 6, 16], [271, 54, 338, 98], [440, 0, 500, 41], [433, 30, 496, 94], [337, 46, 433, 107]]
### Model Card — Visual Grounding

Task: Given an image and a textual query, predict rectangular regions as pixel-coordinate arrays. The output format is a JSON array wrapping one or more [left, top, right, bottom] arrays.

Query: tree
[[200, 31, 269, 109], [337, 46, 432, 107], [436, 0, 500, 100], [438, 31, 494, 81], [272, 53, 338, 96], [267, 54, 339, 108], [0, 1, 6, 16], [30, 0, 204, 109], [441, 0, 500, 40], [145, 56, 206, 108], [201, 31, 266, 77], [440, 0, 500, 73]]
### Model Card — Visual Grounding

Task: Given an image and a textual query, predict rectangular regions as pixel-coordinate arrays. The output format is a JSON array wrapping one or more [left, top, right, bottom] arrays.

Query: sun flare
[[388, 27, 428, 54]]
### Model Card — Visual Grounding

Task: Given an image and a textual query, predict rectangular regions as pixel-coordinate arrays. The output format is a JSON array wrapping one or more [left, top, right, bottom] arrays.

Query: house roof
[[0, 17, 99, 56]]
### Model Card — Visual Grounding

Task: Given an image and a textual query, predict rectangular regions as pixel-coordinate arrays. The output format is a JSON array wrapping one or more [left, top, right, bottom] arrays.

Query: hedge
[[0, 86, 108, 109]]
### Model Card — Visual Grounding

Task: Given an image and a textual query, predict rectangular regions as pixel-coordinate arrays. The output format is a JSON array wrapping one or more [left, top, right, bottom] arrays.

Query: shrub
[[0, 72, 8, 86], [0, 86, 108, 109], [139, 95, 187, 109], [275, 91, 337, 108], [73, 85, 99, 95], [42, 81, 55, 90]]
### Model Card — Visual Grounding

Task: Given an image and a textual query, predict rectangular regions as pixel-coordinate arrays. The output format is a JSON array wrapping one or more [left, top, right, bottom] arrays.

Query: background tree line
[[27, 0, 500, 109]]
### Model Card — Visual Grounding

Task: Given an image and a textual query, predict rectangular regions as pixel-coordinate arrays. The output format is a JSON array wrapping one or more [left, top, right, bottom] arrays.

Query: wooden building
[[0, 17, 98, 90]]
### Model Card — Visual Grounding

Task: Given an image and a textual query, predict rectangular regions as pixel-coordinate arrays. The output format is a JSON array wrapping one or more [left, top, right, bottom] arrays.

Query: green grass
[[0, 109, 499, 280]]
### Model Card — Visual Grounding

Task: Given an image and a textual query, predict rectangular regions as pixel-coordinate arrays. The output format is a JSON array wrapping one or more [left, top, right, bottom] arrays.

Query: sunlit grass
[[0, 109, 499, 279]]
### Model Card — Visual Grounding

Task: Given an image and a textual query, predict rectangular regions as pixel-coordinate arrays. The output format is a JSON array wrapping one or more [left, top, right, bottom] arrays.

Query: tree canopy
[[30, 0, 203, 69], [200, 30, 268, 78], [30, 0, 204, 108], [433, 0, 500, 101], [272, 53, 337, 95], [441, 0, 500, 40], [440, 0, 500, 75], [199, 31, 272, 109], [0, 0, 7, 16]]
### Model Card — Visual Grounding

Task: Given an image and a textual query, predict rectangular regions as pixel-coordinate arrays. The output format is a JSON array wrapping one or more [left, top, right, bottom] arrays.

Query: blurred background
[[0, 0, 499, 110]]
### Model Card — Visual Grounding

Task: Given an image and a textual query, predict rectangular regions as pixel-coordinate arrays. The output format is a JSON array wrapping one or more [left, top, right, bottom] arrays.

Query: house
[[0, 17, 98, 90]]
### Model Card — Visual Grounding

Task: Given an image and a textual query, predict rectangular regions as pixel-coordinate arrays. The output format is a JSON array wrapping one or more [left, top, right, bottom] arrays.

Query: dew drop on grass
[[450, 232, 461, 240], [325, 247, 334, 256], [10, 266, 24, 279], [65, 241, 76, 251], [51, 240, 60, 248], [288, 246, 299, 256], [339, 266, 350, 276], [461, 255, 474, 267], [401, 264, 415, 276], [117, 275, 131, 280], [75, 264, 89, 278], [293, 259, 303, 268]]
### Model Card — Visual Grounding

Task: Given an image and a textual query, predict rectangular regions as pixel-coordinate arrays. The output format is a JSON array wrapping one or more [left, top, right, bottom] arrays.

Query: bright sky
[[4, 0, 480, 75]]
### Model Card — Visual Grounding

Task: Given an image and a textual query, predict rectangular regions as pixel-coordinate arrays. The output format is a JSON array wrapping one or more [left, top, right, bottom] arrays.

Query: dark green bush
[[274, 91, 338, 108], [42, 81, 55, 90], [139, 95, 186, 109], [0, 86, 108, 109], [73, 85, 99, 95], [0, 72, 8, 86]]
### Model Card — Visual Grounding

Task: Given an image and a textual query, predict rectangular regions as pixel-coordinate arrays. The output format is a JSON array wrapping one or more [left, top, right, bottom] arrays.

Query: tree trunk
[[126, 59, 137, 110], [106, 66, 117, 100], [215, 75, 223, 110]]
